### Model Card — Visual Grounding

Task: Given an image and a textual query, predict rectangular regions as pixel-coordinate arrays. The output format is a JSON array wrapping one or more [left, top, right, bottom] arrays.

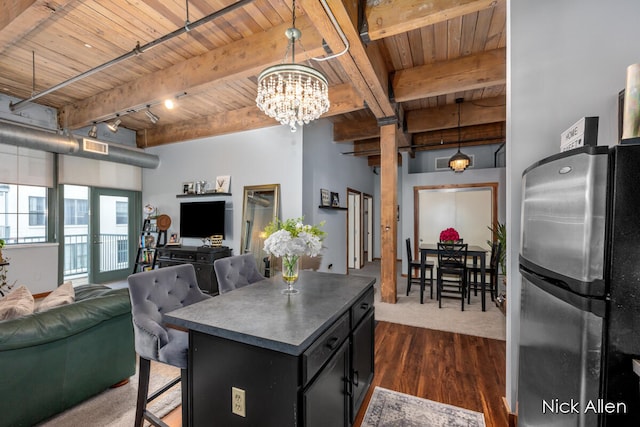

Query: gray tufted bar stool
[[213, 253, 265, 294], [127, 263, 211, 427]]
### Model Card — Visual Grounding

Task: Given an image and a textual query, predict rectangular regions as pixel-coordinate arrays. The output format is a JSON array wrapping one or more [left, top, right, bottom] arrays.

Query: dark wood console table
[[155, 245, 231, 295], [164, 271, 375, 426]]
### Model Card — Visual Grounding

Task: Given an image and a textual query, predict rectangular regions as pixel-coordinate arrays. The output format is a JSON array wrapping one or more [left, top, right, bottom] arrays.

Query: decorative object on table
[[215, 175, 230, 193], [209, 234, 223, 247], [263, 217, 325, 294], [255, 0, 330, 132], [361, 387, 486, 427], [439, 227, 460, 243], [331, 192, 340, 207], [182, 182, 194, 194], [320, 188, 330, 206]]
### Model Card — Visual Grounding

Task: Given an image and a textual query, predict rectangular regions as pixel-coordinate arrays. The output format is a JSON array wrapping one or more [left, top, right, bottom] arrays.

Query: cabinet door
[[304, 339, 349, 427], [351, 309, 374, 421]]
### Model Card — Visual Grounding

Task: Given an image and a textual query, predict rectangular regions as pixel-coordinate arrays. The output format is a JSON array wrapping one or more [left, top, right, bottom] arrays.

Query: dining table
[[418, 243, 489, 311]]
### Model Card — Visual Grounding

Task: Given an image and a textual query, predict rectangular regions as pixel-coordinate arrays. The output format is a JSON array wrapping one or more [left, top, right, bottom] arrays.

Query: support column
[[380, 123, 398, 303]]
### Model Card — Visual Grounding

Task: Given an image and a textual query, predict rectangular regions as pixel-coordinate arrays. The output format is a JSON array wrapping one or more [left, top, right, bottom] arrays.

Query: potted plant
[[487, 222, 507, 314]]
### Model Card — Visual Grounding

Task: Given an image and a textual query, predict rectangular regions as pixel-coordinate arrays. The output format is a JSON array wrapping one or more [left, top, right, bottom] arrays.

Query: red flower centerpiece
[[439, 227, 460, 242]]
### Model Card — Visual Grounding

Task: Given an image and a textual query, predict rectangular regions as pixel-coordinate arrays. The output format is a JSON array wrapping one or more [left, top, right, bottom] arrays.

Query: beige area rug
[[37, 361, 181, 427], [362, 386, 486, 427], [351, 260, 506, 341]]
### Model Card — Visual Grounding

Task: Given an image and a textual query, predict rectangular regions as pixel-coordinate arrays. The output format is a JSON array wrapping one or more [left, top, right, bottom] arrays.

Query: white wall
[[142, 125, 303, 256], [301, 120, 375, 274], [507, 0, 640, 411]]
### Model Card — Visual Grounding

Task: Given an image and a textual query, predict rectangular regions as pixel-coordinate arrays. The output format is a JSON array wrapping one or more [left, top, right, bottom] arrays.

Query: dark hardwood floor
[[352, 321, 508, 427], [164, 321, 508, 426]]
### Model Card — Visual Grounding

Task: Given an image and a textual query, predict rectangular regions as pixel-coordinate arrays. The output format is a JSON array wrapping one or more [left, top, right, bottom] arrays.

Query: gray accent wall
[[508, 0, 640, 411], [302, 120, 375, 274]]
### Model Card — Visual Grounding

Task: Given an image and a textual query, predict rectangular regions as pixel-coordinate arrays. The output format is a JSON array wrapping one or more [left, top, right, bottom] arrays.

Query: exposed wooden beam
[[0, 0, 74, 53], [301, 0, 395, 119], [333, 116, 379, 142], [349, 122, 505, 158], [364, 0, 501, 41], [367, 153, 402, 167], [406, 96, 505, 133], [138, 83, 363, 147], [60, 16, 326, 129], [412, 122, 505, 150], [392, 48, 506, 103]]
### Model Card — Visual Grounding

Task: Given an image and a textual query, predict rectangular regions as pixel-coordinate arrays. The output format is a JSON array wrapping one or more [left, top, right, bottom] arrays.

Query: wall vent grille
[[83, 138, 109, 155]]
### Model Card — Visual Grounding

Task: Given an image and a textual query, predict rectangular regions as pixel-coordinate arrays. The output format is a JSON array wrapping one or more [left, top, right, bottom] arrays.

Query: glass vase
[[281, 254, 300, 294]]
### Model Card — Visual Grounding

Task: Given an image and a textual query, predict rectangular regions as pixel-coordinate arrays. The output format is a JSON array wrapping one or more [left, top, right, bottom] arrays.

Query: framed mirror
[[240, 184, 280, 276]]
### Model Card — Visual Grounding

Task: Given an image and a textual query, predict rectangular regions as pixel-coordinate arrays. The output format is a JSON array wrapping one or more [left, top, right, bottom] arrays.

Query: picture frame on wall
[[320, 188, 330, 206], [183, 182, 194, 194], [331, 192, 340, 207]]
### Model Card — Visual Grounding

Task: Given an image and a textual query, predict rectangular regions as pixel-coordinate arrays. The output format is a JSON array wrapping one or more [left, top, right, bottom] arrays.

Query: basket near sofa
[[0, 284, 136, 427]]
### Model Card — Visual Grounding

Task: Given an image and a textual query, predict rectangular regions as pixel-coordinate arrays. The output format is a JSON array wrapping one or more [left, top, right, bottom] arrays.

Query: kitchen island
[[164, 270, 376, 427]]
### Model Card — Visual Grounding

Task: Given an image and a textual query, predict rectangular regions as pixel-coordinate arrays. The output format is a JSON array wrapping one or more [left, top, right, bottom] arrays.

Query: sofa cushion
[[36, 281, 75, 312], [0, 285, 34, 321]]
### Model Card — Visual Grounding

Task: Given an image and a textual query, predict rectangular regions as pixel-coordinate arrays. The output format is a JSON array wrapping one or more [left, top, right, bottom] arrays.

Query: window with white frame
[[0, 184, 49, 244]]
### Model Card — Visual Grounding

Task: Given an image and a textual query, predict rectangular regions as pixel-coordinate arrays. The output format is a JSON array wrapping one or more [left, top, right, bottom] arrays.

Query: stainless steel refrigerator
[[518, 144, 640, 426]]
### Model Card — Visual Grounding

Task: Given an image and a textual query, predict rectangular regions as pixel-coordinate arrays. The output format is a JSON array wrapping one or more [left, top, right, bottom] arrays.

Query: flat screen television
[[179, 201, 225, 238]]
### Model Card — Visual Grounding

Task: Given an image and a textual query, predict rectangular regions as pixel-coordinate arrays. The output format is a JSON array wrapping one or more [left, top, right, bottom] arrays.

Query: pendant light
[[255, 0, 330, 132], [448, 98, 471, 173]]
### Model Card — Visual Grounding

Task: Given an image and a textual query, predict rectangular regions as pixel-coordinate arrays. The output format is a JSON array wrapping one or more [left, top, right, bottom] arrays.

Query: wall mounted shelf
[[319, 205, 347, 211], [176, 192, 232, 198]]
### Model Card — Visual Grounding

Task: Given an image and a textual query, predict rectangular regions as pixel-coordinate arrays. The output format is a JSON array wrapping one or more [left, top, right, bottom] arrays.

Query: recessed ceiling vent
[[83, 138, 109, 155]]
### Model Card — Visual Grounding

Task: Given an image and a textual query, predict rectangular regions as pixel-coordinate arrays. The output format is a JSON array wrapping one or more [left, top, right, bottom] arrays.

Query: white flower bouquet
[[263, 217, 325, 258], [263, 217, 325, 292]]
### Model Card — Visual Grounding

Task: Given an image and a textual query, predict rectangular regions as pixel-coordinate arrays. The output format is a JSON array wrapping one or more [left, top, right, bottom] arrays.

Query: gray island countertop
[[164, 270, 375, 356]]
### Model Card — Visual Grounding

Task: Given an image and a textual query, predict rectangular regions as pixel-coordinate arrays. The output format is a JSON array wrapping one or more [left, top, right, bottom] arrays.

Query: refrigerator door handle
[[520, 267, 606, 317]]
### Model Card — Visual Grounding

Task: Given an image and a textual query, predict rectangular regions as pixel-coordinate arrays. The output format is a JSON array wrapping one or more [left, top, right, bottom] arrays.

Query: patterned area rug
[[362, 387, 486, 427]]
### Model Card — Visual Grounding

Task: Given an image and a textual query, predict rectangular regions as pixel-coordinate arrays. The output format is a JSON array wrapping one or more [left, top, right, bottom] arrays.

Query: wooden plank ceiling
[[0, 0, 506, 164]]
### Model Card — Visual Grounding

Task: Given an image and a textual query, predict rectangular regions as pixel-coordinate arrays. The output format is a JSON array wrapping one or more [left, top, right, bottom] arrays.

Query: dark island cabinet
[[187, 285, 375, 426], [155, 245, 231, 295]]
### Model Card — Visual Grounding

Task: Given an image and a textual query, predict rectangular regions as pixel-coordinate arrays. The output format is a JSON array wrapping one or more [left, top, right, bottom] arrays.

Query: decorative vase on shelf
[[281, 254, 300, 294]]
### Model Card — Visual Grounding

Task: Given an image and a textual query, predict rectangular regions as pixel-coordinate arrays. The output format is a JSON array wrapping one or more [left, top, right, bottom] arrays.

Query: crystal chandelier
[[255, 0, 330, 132], [449, 98, 471, 173]]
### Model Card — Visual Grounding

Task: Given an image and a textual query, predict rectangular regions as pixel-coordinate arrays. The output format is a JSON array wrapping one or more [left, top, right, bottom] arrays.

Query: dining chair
[[127, 264, 211, 427], [214, 253, 265, 294], [467, 241, 501, 303], [436, 242, 468, 310], [405, 238, 434, 303]]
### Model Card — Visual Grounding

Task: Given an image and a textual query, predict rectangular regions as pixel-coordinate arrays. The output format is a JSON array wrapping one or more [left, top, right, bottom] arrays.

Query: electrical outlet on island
[[232, 386, 246, 417]]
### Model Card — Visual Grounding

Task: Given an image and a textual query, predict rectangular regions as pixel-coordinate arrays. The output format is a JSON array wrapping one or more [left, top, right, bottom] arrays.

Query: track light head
[[107, 118, 121, 133], [88, 123, 98, 138], [145, 109, 159, 124]]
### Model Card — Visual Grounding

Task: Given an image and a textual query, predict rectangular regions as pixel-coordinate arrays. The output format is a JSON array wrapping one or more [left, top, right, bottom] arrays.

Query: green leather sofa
[[0, 285, 136, 427]]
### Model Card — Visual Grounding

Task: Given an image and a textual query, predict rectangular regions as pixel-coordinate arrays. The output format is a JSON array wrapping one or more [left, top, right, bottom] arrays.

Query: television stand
[[155, 245, 232, 295]]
